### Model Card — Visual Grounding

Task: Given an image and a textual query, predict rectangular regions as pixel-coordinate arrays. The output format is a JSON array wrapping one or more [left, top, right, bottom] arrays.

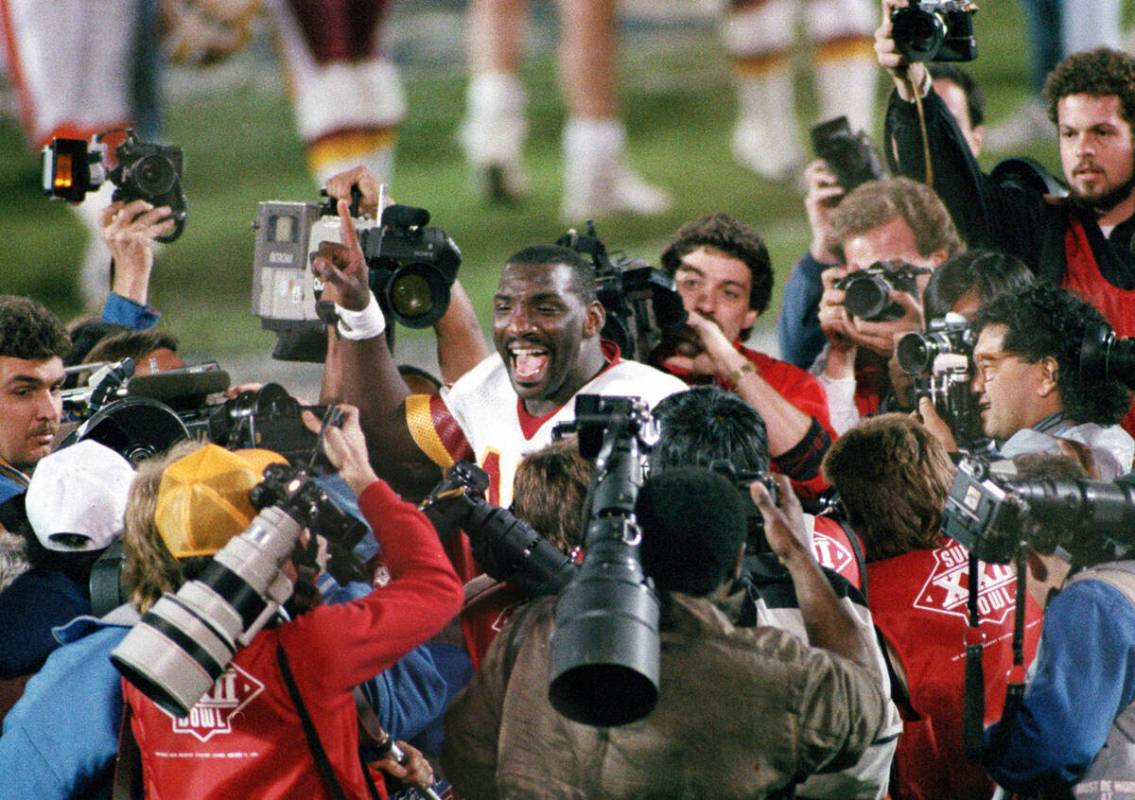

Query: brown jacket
[[442, 593, 890, 800]]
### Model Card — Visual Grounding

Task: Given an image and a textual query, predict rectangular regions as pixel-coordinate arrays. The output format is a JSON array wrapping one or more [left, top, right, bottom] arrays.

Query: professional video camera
[[810, 116, 885, 197], [897, 314, 988, 450], [111, 458, 367, 717], [943, 456, 1135, 567], [557, 221, 687, 363], [252, 191, 461, 362], [836, 260, 929, 322], [548, 394, 660, 727], [61, 359, 333, 471], [42, 129, 187, 241], [890, 0, 978, 62], [419, 462, 577, 598]]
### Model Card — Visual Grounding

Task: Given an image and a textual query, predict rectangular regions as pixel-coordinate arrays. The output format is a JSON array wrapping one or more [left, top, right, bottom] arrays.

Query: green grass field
[[0, 3, 1058, 363]]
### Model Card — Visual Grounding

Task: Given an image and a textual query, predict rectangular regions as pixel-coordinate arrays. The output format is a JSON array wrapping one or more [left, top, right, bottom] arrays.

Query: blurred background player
[[0, 0, 171, 307], [457, 0, 672, 220], [265, 0, 405, 187], [722, 0, 878, 180]]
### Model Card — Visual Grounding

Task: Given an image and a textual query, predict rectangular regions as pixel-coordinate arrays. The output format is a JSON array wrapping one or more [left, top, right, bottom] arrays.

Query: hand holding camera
[[309, 200, 373, 312], [99, 199, 175, 303], [804, 160, 846, 263], [301, 404, 377, 496], [749, 473, 812, 567], [660, 312, 749, 382]]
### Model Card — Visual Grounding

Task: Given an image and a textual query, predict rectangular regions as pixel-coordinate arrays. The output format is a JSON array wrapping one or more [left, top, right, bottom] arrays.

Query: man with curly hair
[[0, 296, 70, 514], [659, 213, 836, 499], [877, 24, 1135, 375]]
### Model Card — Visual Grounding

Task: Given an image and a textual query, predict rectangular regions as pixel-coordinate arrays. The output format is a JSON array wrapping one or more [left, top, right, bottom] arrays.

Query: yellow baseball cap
[[154, 444, 287, 559]]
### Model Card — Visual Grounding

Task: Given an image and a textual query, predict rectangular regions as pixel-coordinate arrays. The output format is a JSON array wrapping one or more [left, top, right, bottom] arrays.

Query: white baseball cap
[[26, 440, 136, 552]]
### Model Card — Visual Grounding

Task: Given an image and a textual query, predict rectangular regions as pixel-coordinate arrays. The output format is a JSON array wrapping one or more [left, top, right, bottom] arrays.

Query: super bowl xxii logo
[[915, 541, 1018, 625], [166, 665, 264, 742], [812, 530, 854, 577]]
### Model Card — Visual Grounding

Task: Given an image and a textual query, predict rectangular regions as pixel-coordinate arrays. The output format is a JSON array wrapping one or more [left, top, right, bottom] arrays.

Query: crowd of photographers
[[6, 2, 1135, 798]]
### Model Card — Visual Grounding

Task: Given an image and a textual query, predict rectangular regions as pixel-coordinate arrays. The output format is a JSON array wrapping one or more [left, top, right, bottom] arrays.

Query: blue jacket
[[776, 253, 832, 370], [0, 607, 134, 799], [983, 578, 1135, 791]]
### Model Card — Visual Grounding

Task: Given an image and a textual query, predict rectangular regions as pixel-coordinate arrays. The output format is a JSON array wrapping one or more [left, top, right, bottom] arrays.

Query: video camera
[[252, 191, 461, 361], [42, 130, 187, 241], [891, 0, 978, 62], [111, 460, 366, 717], [810, 116, 885, 197], [897, 314, 988, 450], [557, 221, 687, 364], [61, 357, 335, 472], [547, 395, 660, 727], [836, 260, 929, 322], [943, 456, 1135, 567], [419, 462, 577, 598]]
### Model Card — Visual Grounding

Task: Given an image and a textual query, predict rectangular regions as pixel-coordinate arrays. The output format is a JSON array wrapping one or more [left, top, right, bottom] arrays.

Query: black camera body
[[43, 130, 187, 242], [891, 0, 978, 62], [1079, 322, 1135, 389], [836, 260, 928, 322], [558, 222, 687, 364], [358, 204, 462, 330], [898, 315, 987, 450], [944, 457, 1135, 566], [420, 462, 577, 598], [707, 459, 778, 553], [250, 463, 367, 552], [810, 116, 885, 196]]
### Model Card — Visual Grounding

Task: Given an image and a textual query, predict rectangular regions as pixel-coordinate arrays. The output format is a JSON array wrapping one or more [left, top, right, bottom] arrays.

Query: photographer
[[823, 414, 1044, 800], [920, 283, 1133, 477], [878, 17, 1135, 418], [0, 296, 69, 530], [778, 64, 984, 370], [651, 386, 902, 799], [812, 178, 962, 433], [442, 467, 892, 799], [115, 410, 462, 799], [314, 171, 685, 576], [979, 454, 1135, 798], [659, 213, 835, 499]]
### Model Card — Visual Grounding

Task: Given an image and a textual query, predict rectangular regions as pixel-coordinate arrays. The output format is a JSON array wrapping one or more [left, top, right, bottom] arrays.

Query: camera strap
[[962, 548, 1028, 762], [277, 644, 349, 800]]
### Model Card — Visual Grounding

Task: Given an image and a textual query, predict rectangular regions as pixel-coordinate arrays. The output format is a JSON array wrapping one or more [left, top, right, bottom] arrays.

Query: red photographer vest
[[867, 542, 1043, 800], [1064, 220, 1135, 437]]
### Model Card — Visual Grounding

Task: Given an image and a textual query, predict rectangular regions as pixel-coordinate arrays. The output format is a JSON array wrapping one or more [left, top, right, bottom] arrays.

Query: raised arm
[[751, 476, 879, 673], [312, 204, 442, 497]]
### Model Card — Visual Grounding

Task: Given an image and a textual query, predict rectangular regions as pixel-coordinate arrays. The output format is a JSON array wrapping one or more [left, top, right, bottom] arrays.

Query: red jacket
[[124, 480, 463, 800], [867, 542, 1043, 800]]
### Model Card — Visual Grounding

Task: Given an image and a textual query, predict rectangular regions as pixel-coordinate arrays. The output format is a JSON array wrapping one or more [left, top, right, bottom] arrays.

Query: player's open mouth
[[509, 345, 550, 383]]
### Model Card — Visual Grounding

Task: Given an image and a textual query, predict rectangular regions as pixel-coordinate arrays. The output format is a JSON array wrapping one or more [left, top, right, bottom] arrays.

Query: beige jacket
[[442, 593, 891, 800]]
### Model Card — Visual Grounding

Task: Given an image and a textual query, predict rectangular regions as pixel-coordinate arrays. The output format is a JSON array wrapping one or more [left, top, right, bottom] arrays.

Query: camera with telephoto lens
[[111, 462, 367, 717], [836, 260, 929, 322], [891, 0, 978, 62], [547, 395, 660, 727], [251, 192, 461, 362], [42, 130, 187, 242], [811, 116, 885, 197], [419, 462, 577, 598], [707, 459, 778, 554], [1079, 322, 1135, 389], [943, 456, 1135, 566], [557, 221, 688, 364], [897, 314, 987, 450]]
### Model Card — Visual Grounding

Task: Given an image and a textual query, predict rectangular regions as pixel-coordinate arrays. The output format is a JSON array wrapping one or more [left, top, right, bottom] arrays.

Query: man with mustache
[[314, 178, 686, 590], [876, 8, 1135, 403], [657, 213, 835, 502], [0, 296, 68, 533]]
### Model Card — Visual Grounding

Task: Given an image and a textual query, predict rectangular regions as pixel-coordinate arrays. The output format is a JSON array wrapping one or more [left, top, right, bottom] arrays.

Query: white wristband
[[336, 292, 386, 340]]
